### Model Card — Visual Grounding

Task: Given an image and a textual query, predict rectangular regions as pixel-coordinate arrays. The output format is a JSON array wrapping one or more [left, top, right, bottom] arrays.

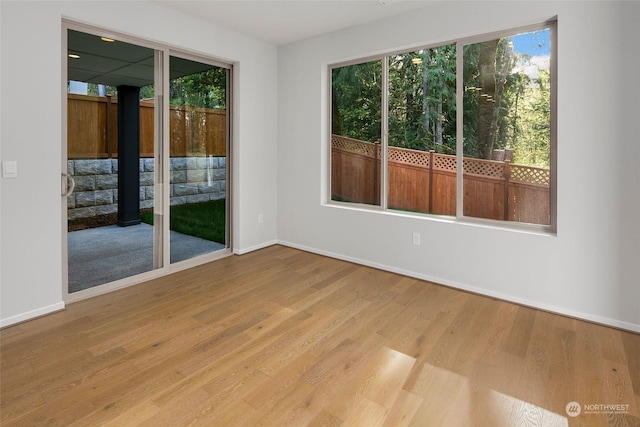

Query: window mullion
[[455, 42, 464, 219], [549, 22, 558, 232], [381, 56, 389, 210]]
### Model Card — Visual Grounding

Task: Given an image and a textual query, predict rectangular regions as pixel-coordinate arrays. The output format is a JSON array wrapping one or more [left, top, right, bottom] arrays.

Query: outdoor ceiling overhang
[[67, 30, 216, 88]]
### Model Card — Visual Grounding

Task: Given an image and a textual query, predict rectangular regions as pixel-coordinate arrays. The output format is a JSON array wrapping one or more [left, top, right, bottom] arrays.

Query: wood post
[[373, 143, 380, 205], [503, 159, 510, 220], [429, 150, 435, 213], [106, 95, 112, 158]]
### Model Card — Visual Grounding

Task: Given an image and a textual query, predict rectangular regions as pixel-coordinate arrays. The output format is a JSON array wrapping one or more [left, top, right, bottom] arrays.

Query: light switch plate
[[2, 161, 18, 178]]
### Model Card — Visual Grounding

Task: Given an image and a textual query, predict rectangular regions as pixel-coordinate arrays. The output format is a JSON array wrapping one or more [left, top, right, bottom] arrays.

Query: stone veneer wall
[[67, 157, 226, 220]]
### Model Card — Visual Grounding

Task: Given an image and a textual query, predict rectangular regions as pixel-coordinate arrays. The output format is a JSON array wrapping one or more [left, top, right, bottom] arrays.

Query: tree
[[332, 60, 382, 143], [170, 67, 226, 109], [332, 32, 550, 168], [427, 45, 456, 152], [387, 44, 456, 153], [476, 39, 499, 160], [511, 69, 550, 166]]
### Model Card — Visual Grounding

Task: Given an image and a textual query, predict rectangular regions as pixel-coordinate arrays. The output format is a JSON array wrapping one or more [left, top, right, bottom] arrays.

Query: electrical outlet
[[258, 214, 263, 224], [2, 161, 18, 178], [412, 232, 421, 246]]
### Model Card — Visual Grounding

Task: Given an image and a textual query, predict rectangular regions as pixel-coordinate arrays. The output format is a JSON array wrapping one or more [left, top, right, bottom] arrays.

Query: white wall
[[0, 1, 278, 326], [2, 1, 637, 331], [277, 1, 640, 332], [618, 0, 640, 332]]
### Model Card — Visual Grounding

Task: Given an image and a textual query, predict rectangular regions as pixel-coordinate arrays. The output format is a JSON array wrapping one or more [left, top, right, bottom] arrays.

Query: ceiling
[[68, 1, 434, 87], [68, 30, 219, 87], [153, 0, 435, 46]]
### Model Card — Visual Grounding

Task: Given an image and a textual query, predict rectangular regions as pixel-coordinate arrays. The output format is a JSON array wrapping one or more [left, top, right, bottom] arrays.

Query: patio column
[[116, 85, 141, 227]]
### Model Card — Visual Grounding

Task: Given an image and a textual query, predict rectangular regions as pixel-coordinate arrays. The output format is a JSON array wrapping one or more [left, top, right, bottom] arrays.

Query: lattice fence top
[[463, 158, 504, 178], [331, 135, 377, 157], [388, 146, 430, 167], [331, 134, 549, 186], [510, 165, 550, 186], [435, 155, 456, 171]]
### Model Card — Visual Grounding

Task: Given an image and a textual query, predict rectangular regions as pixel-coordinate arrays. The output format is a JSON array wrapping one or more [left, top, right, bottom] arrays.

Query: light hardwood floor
[[1, 245, 639, 426]]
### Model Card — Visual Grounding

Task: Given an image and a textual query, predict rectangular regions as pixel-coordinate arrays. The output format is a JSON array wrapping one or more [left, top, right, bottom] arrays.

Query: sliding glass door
[[64, 25, 231, 297], [65, 29, 159, 293], [168, 55, 230, 264]]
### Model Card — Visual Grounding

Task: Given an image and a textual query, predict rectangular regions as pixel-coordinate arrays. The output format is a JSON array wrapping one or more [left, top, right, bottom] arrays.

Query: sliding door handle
[[62, 173, 75, 197]]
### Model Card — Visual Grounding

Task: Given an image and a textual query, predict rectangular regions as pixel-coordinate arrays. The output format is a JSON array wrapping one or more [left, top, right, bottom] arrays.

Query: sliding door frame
[[62, 20, 234, 304], [166, 49, 234, 267]]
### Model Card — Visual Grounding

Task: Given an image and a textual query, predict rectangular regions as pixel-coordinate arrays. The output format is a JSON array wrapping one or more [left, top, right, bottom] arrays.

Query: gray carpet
[[68, 223, 224, 293]]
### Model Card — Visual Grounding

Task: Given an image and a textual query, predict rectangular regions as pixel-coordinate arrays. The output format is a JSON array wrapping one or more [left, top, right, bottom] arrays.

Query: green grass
[[140, 199, 226, 244]]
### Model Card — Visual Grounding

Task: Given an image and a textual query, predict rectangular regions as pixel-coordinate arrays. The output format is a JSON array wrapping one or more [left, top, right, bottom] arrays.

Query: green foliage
[[140, 199, 226, 244], [139, 85, 155, 100], [79, 65, 227, 109], [461, 44, 480, 157], [332, 60, 382, 143], [388, 44, 457, 153], [79, 83, 154, 100], [170, 67, 227, 109], [463, 33, 550, 166], [510, 69, 551, 166], [331, 29, 551, 168]]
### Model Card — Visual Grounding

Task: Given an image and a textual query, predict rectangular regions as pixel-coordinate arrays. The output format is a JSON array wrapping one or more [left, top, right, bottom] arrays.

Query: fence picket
[[331, 135, 549, 225], [67, 94, 226, 159]]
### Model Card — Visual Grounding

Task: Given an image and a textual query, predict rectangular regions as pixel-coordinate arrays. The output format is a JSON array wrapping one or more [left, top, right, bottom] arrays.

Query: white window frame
[[327, 20, 557, 234]]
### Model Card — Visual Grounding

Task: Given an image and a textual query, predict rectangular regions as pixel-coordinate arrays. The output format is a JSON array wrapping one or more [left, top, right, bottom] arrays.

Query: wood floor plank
[[360, 347, 415, 410], [621, 331, 640, 395], [406, 363, 467, 426], [438, 379, 492, 427], [340, 396, 387, 427], [475, 301, 520, 365], [542, 325, 577, 417], [100, 399, 161, 427], [401, 310, 461, 396], [322, 343, 412, 422], [145, 387, 253, 427], [307, 409, 343, 427], [511, 310, 554, 409], [258, 299, 370, 377], [574, 321, 610, 427], [380, 389, 423, 427], [242, 378, 315, 427], [197, 369, 270, 421], [274, 333, 388, 427], [144, 309, 315, 415], [503, 305, 537, 358], [8, 346, 128, 409], [1, 245, 638, 426]]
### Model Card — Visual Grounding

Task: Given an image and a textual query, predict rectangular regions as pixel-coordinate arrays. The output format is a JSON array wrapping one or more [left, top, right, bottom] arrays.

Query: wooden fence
[[67, 94, 226, 159], [331, 134, 550, 225]]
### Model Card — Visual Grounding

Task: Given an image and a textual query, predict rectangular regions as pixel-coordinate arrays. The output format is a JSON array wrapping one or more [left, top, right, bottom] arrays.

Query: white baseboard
[[4, 242, 637, 334], [1, 302, 66, 329], [234, 240, 278, 255], [2, 243, 275, 328], [277, 240, 640, 334]]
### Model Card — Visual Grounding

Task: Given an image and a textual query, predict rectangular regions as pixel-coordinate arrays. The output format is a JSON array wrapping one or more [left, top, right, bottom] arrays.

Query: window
[[331, 59, 382, 206], [388, 44, 457, 215], [330, 21, 556, 231]]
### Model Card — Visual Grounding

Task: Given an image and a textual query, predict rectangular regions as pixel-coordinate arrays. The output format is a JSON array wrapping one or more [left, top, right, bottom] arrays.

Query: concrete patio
[[68, 223, 224, 293]]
